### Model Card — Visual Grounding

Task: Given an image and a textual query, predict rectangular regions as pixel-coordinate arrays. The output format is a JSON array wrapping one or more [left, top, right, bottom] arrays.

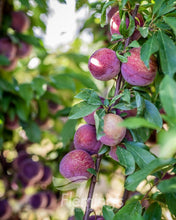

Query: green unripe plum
[[88, 48, 120, 81], [121, 47, 157, 86], [59, 150, 95, 181], [100, 113, 126, 146]]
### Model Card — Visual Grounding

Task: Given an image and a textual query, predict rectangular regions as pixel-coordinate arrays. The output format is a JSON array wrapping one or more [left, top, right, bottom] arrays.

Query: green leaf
[[75, 89, 102, 105], [111, 34, 123, 41], [159, 75, 176, 118], [138, 27, 149, 38], [113, 201, 142, 219], [121, 0, 128, 8], [87, 168, 97, 176], [32, 77, 47, 98], [119, 12, 135, 38], [135, 91, 145, 116], [18, 0, 30, 8], [58, 0, 66, 3], [120, 117, 160, 130], [116, 147, 135, 175], [98, 145, 110, 155], [76, 0, 88, 11], [130, 128, 151, 143], [15, 33, 43, 48], [156, 0, 175, 18], [165, 193, 176, 216], [141, 34, 159, 68], [94, 108, 106, 140], [21, 121, 41, 143], [15, 99, 30, 121], [100, 1, 115, 27], [164, 16, 176, 36], [144, 100, 163, 129], [128, 40, 140, 48], [103, 205, 115, 220], [18, 83, 33, 104], [157, 30, 176, 76], [0, 55, 10, 65], [153, 0, 165, 15], [74, 207, 84, 220], [143, 202, 162, 220], [69, 101, 99, 119], [125, 158, 176, 191], [50, 74, 75, 91], [125, 141, 155, 169], [34, 0, 47, 8], [61, 119, 77, 146], [116, 52, 128, 63], [158, 128, 176, 158], [157, 176, 176, 193]]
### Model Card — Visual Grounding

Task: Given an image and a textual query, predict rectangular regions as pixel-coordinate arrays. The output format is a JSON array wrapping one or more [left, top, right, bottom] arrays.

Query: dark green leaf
[[121, 0, 128, 8], [165, 193, 176, 216], [34, 0, 47, 8], [74, 207, 84, 220], [61, 119, 77, 146], [125, 158, 176, 191], [128, 40, 140, 48], [0, 55, 10, 65], [32, 77, 47, 98], [18, 83, 33, 104], [94, 108, 106, 140], [15, 99, 30, 121], [138, 27, 149, 38], [111, 34, 123, 41], [116, 147, 135, 175], [116, 52, 128, 63], [141, 34, 159, 68], [113, 201, 142, 219], [103, 205, 115, 220], [69, 101, 99, 119], [164, 16, 176, 36], [125, 141, 155, 169], [15, 33, 43, 48], [144, 100, 163, 128], [153, 0, 165, 15], [119, 12, 135, 38], [100, 1, 115, 27], [135, 91, 145, 116], [76, 0, 88, 11], [158, 128, 176, 158], [156, 0, 175, 18], [157, 30, 176, 76], [143, 202, 162, 220], [75, 89, 102, 105], [18, 0, 30, 8], [98, 145, 110, 155], [58, 0, 66, 3], [130, 128, 151, 143], [87, 168, 97, 176], [159, 75, 176, 118], [158, 176, 176, 193], [51, 74, 75, 91], [21, 121, 41, 142]]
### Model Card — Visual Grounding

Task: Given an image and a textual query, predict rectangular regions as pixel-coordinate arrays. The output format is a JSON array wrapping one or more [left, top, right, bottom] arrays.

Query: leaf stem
[[83, 154, 102, 220]]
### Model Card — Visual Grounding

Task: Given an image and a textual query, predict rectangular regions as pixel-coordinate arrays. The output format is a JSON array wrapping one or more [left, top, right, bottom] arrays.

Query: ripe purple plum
[[11, 11, 30, 33], [29, 192, 48, 209], [121, 47, 157, 86], [40, 165, 52, 187], [74, 124, 101, 155], [100, 113, 126, 146], [16, 41, 32, 58], [13, 151, 30, 170], [0, 199, 12, 220], [88, 48, 120, 81], [19, 159, 44, 185], [1, 58, 18, 72], [0, 37, 17, 61], [83, 110, 96, 125], [131, 12, 144, 41], [45, 191, 57, 209], [59, 149, 95, 181]]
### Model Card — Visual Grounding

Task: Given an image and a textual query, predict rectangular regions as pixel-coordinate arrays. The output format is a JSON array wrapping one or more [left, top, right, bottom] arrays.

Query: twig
[[83, 154, 102, 220], [0, 0, 5, 28]]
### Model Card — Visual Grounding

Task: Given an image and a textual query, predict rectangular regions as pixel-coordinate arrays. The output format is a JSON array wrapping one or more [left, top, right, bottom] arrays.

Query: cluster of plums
[[0, 11, 32, 71]]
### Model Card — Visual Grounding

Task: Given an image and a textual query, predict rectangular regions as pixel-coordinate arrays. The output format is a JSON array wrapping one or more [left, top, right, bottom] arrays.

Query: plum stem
[[84, 154, 102, 220]]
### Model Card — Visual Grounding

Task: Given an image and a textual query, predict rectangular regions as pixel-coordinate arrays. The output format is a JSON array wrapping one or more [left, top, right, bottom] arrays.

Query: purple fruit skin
[[16, 41, 32, 58], [100, 114, 126, 147], [29, 192, 48, 209], [88, 48, 120, 81], [40, 165, 52, 187], [84, 111, 96, 125], [74, 124, 101, 155], [59, 149, 95, 181], [0, 199, 12, 220], [11, 11, 30, 32], [0, 37, 17, 61], [121, 47, 157, 86]]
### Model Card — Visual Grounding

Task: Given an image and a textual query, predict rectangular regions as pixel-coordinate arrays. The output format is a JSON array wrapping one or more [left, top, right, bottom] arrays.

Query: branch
[[84, 154, 102, 220], [0, 0, 4, 28]]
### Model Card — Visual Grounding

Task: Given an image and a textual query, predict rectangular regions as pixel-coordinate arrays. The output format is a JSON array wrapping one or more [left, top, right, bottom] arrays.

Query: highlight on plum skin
[[88, 48, 120, 81], [74, 124, 101, 155], [59, 149, 95, 182], [100, 113, 126, 147], [121, 47, 158, 86]]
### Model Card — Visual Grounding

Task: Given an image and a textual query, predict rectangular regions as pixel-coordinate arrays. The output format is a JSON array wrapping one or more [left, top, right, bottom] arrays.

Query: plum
[[45, 191, 57, 209], [13, 151, 30, 170], [29, 192, 48, 209], [74, 124, 101, 155], [59, 149, 95, 181], [88, 48, 120, 81], [4, 115, 19, 130], [100, 113, 126, 146], [0, 199, 12, 220], [121, 47, 157, 86], [11, 11, 30, 33], [40, 165, 52, 187], [1, 58, 18, 72], [0, 37, 17, 61], [19, 159, 44, 185], [16, 41, 32, 58], [83, 110, 96, 125], [110, 11, 144, 40]]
